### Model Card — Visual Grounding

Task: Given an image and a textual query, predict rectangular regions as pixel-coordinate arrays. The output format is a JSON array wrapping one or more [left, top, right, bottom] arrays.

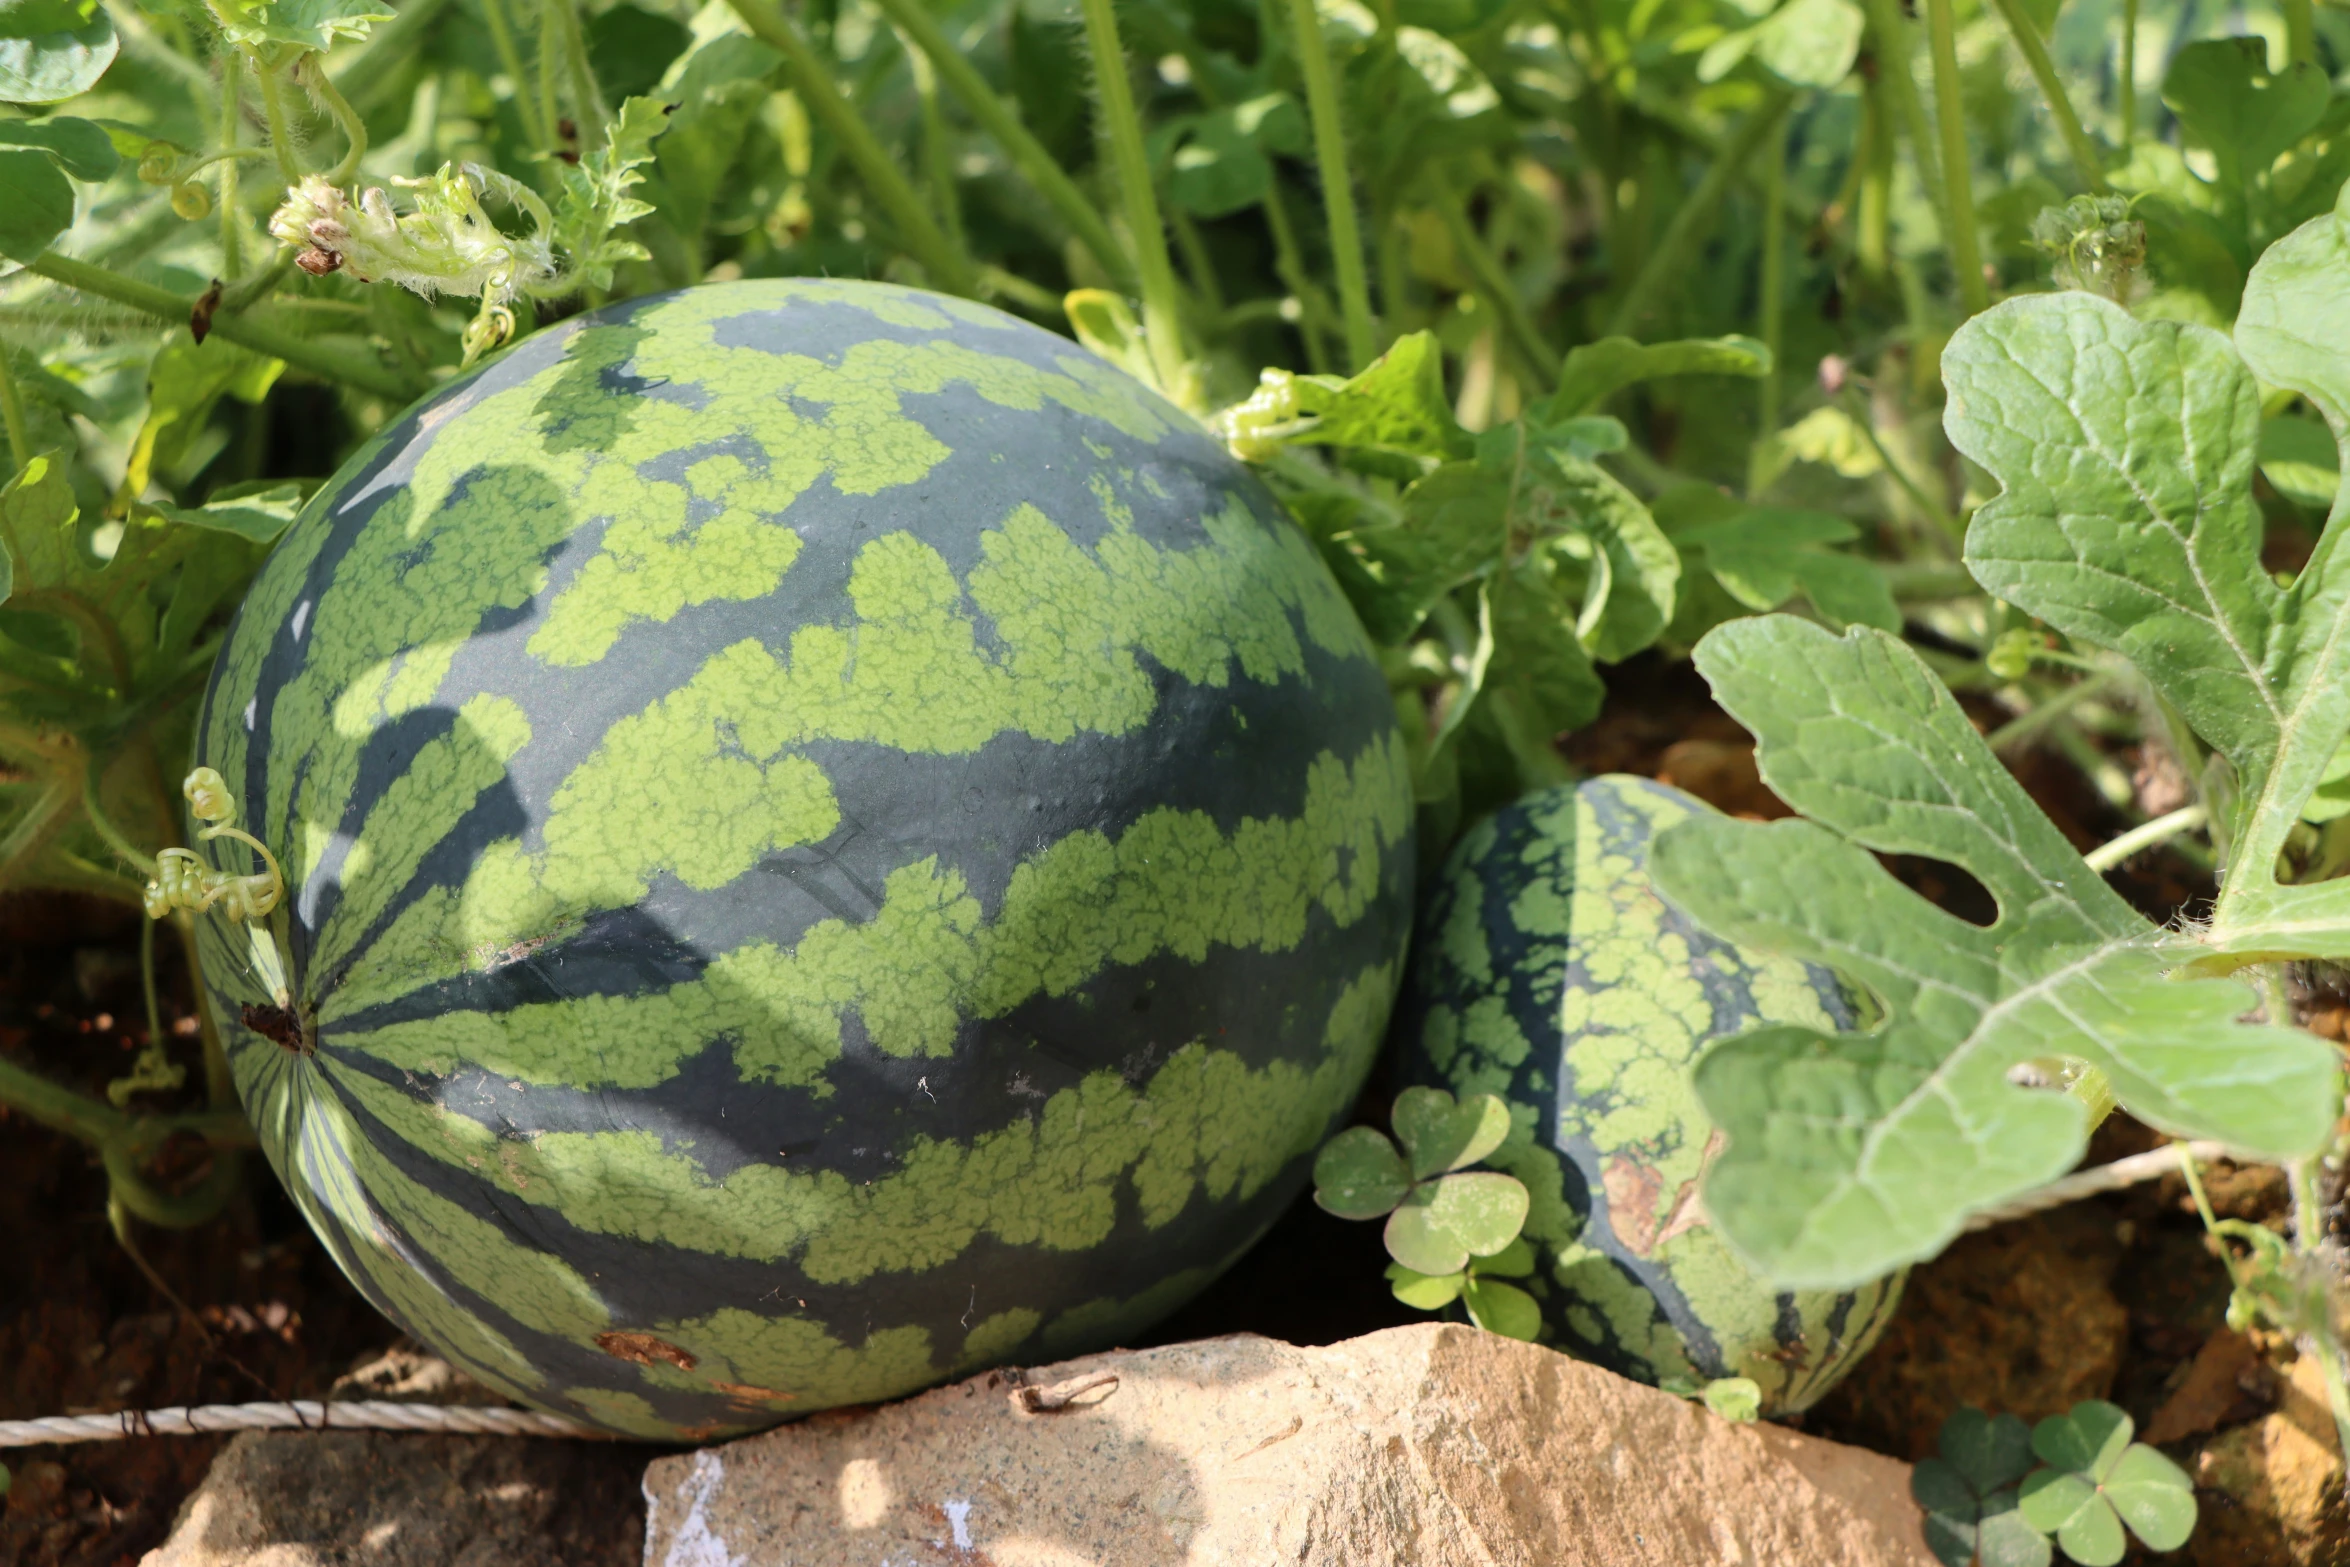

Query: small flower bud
[[1986, 628, 2041, 682]]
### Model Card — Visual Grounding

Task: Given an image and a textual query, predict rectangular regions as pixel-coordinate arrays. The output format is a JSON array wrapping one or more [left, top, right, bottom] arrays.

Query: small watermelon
[[1395, 774, 1901, 1415], [190, 279, 1415, 1439]]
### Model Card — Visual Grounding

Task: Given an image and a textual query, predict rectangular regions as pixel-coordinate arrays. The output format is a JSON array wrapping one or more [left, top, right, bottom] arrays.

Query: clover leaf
[[2017, 1403, 2196, 1567], [1913, 1410, 2049, 1567], [1313, 1088, 1538, 1339]]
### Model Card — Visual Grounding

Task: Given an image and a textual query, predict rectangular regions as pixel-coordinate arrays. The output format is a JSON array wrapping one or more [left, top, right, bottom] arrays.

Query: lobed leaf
[[1541, 334, 1771, 419], [1651, 617, 2340, 1287]]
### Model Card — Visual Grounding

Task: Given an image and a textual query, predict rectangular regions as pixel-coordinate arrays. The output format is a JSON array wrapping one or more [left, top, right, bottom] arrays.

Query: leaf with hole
[[1649, 616, 2339, 1288]]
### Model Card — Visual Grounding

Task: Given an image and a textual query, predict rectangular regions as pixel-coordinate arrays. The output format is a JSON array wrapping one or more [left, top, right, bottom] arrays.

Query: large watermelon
[[1396, 774, 1900, 1415], [190, 279, 1415, 1440]]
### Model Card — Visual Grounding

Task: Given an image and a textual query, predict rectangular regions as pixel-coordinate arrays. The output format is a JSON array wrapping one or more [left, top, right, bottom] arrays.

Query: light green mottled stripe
[[201, 503, 333, 833], [333, 958, 1394, 1288], [328, 731, 1410, 1090], [257, 280, 1189, 919]]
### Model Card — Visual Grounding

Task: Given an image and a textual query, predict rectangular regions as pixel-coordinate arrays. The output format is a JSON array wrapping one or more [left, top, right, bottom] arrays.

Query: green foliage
[[1313, 1088, 1537, 1338], [1915, 1401, 2196, 1567], [1914, 1409, 2051, 1567]]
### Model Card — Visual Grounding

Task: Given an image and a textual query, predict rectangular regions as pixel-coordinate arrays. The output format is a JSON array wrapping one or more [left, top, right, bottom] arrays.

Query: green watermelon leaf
[[1312, 1125, 1412, 1219], [1390, 1086, 1511, 1178], [1650, 617, 2340, 1288], [1950, 187, 2350, 969], [141, 480, 306, 543], [1385, 1261, 1465, 1309], [208, 0, 391, 56], [1460, 1276, 1540, 1340], [0, 0, 94, 39], [1290, 331, 1471, 462], [1538, 334, 1772, 419], [1659, 490, 1898, 633]]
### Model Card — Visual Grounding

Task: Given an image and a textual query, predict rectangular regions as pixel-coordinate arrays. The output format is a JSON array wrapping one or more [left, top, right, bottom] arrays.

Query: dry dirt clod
[[2186, 1352, 2350, 1567]]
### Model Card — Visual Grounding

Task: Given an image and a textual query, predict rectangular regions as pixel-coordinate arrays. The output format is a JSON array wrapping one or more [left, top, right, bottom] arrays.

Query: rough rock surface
[[2187, 1350, 2350, 1567], [641, 1323, 1932, 1566], [138, 1346, 654, 1567]]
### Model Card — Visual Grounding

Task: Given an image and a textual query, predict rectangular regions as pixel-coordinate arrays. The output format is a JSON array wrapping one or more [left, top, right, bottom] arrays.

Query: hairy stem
[[1607, 86, 1792, 339], [479, 0, 552, 159], [2082, 803, 2208, 873], [866, 0, 1135, 294], [1922, 0, 1988, 314], [1430, 180, 1559, 384], [307, 57, 369, 185], [901, 31, 966, 267], [27, 253, 424, 402], [2118, 0, 2137, 152], [1260, 182, 1335, 374], [334, 0, 458, 117], [1283, 0, 1375, 370], [1982, 0, 2105, 192], [219, 52, 245, 280], [0, 1052, 254, 1156], [536, 0, 563, 160], [0, 335, 27, 473], [1076, 0, 1188, 392], [549, 0, 607, 145], [725, 0, 975, 296], [1855, 0, 1946, 233], [255, 63, 306, 186], [1754, 108, 1788, 477]]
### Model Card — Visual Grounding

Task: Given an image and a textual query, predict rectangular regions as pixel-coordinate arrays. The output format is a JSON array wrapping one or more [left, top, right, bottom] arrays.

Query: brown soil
[[0, 653, 2334, 1565]]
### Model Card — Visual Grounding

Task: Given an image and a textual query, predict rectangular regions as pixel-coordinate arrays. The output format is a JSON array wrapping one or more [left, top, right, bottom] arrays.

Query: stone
[[641, 1323, 1933, 1566], [2188, 1351, 2350, 1567], [138, 1346, 654, 1567]]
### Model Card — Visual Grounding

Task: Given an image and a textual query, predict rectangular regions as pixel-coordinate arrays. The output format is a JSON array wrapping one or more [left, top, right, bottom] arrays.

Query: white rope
[[1962, 1140, 2227, 1231], [0, 1400, 606, 1448]]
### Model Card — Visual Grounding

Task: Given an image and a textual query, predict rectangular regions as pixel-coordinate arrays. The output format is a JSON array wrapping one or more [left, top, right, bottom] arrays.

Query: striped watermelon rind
[[1397, 774, 1902, 1415], [191, 279, 1415, 1440]]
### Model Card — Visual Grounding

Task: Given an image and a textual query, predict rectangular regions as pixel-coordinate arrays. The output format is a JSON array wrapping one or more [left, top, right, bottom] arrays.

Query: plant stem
[[219, 52, 245, 280], [1982, 0, 2105, 192], [1076, 0, 1188, 392], [2285, 0, 2316, 69], [0, 336, 27, 473], [0, 1052, 253, 1157], [1986, 669, 2115, 750], [866, 0, 1135, 294], [536, 0, 563, 158], [1922, 0, 1989, 314], [1607, 85, 1793, 339], [27, 253, 424, 402], [2118, 0, 2137, 152], [1841, 386, 1958, 543], [308, 58, 369, 185], [549, 0, 607, 145], [478, 0, 552, 158], [1755, 108, 1788, 474], [2082, 803, 2208, 872], [1261, 182, 1335, 374], [256, 63, 307, 186], [1430, 180, 1560, 384], [724, 0, 974, 296], [1856, 0, 1947, 231], [334, 0, 457, 117], [899, 29, 967, 266], [1282, 0, 1375, 370]]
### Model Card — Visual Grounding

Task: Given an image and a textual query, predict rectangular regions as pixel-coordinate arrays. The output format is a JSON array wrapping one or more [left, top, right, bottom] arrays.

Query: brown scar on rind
[[595, 1331, 697, 1370]]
